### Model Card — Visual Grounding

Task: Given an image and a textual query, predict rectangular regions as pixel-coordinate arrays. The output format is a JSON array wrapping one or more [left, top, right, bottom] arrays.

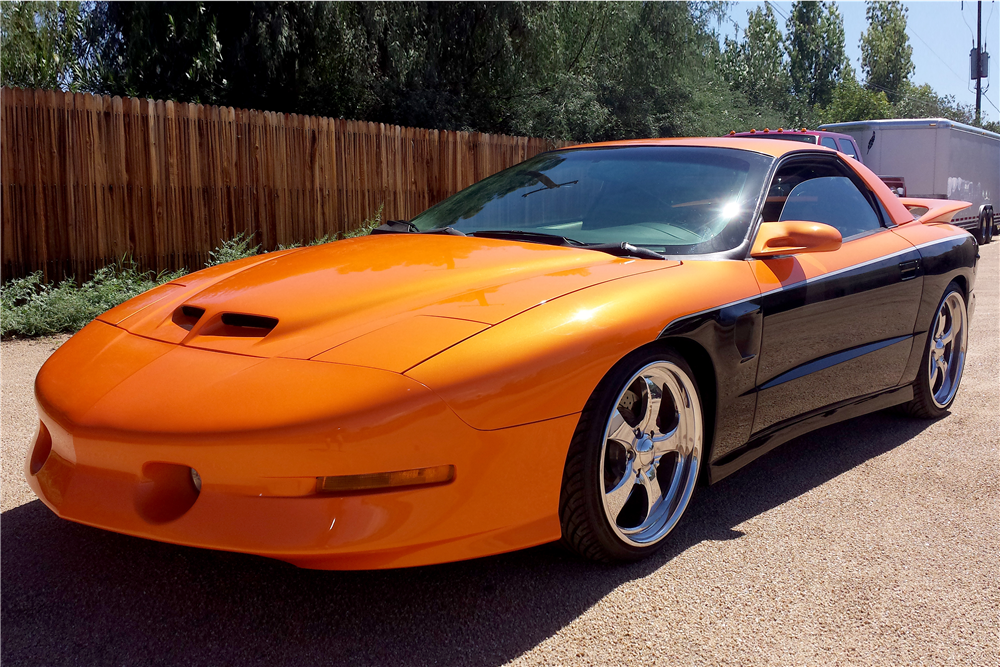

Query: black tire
[[975, 210, 992, 245], [559, 346, 704, 563], [902, 282, 968, 419]]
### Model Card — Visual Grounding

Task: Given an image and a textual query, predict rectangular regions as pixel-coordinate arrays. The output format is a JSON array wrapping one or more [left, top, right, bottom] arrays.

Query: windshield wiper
[[472, 230, 578, 246], [521, 171, 579, 198], [585, 242, 666, 260], [372, 219, 419, 234], [472, 230, 665, 260], [372, 220, 465, 236], [375, 225, 663, 260]]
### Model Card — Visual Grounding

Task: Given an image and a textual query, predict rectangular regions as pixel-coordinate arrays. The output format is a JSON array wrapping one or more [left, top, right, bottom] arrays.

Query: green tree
[[892, 83, 973, 123], [0, 1, 87, 90], [506, 1, 756, 141], [859, 0, 914, 104], [818, 71, 893, 124], [722, 4, 790, 112], [84, 2, 225, 103], [352, 1, 539, 133], [0, 1, 802, 142], [785, 1, 847, 114]]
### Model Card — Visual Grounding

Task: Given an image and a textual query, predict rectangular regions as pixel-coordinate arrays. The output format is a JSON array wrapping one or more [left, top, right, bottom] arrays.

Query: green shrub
[[1, 258, 184, 337], [343, 204, 383, 239], [1, 213, 386, 338], [205, 231, 261, 266], [276, 232, 338, 251], [279, 206, 383, 248]]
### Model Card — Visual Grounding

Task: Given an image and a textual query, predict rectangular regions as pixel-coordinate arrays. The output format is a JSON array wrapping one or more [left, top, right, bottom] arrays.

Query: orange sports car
[[26, 138, 978, 570]]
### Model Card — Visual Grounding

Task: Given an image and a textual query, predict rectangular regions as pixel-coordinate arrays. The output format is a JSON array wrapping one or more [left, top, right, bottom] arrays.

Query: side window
[[761, 159, 883, 239], [837, 139, 858, 159], [779, 177, 881, 238], [820, 137, 838, 150]]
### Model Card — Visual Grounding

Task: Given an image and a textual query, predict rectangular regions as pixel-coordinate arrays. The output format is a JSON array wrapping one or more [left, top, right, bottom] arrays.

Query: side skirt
[[707, 384, 914, 484]]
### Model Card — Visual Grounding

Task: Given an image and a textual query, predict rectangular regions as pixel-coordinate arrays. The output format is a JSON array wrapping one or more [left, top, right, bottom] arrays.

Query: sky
[[719, 1, 1000, 124]]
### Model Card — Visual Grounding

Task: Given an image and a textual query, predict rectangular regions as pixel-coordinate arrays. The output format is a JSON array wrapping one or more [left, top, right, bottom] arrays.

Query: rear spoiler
[[899, 198, 972, 224]]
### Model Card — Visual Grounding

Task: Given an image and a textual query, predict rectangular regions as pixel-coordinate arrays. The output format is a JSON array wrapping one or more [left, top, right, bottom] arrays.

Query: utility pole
[[977, 0, 982, 124]]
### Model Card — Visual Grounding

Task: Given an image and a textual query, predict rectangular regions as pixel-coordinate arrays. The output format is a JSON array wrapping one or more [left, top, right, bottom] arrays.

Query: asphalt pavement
[[2, 242, 997, 666]]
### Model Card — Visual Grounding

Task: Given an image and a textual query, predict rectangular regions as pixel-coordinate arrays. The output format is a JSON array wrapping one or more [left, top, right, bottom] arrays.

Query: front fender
[[406, 259, 761, 431]]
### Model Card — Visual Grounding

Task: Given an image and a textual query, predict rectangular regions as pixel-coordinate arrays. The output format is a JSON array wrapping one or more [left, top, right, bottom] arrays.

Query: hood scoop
[[172, 306, 205, 331], [169, 305, 279, 352], [211, 313, 278, 336], [197, 312, 279, 338]]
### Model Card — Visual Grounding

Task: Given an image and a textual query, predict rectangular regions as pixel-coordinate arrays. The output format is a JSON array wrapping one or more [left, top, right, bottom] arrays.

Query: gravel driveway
[[2, 243, 997, 667]]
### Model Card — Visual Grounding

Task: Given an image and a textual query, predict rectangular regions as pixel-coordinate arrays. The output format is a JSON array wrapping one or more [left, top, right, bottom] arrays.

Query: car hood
[[99, 234, 679, 368]]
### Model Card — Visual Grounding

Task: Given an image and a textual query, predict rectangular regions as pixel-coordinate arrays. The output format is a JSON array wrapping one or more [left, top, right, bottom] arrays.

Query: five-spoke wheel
[[903, 282, 968, 418], [560, 349, 703, 561], [927, 290, 967, 409]]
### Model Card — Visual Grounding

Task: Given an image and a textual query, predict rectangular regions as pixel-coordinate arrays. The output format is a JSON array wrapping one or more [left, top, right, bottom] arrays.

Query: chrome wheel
[[599, 361, 702, 547], [928, 291, 967, 409]]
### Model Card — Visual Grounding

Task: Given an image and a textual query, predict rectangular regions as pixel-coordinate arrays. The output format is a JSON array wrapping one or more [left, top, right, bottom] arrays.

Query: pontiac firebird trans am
[[27, 138, 977, 569]]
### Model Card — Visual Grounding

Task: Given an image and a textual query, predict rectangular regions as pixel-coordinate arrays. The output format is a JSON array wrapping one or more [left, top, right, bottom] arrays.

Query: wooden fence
[[1, 88, 571, 281]]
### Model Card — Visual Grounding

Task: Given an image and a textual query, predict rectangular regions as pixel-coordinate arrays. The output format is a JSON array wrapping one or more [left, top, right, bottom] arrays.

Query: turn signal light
[[316, 465, 455, 493]]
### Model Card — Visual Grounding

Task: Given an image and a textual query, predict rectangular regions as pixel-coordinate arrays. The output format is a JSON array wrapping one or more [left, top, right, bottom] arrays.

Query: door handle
[[899, 259, 919, 281]]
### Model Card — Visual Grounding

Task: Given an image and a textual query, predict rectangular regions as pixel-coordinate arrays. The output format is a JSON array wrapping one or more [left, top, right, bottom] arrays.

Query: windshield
[[410, 146, 772, 254]]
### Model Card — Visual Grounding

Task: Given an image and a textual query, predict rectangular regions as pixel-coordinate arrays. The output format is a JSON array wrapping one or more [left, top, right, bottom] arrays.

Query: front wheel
[[902, 282, 968, 419], [559, 348, 703, 562]]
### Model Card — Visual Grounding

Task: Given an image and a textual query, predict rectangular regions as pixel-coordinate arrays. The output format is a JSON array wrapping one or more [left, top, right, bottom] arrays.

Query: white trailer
[[819, 118, 999, 244]]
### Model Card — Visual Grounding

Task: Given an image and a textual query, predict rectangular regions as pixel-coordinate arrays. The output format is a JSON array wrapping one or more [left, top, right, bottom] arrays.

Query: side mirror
[[751, 221, 843, 258]]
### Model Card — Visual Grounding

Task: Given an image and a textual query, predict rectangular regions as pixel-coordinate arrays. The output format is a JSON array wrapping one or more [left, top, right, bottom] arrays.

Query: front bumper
[[27, 322, 575, 569]]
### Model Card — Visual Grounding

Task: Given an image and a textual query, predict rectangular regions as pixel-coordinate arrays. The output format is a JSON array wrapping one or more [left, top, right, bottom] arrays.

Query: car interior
[[761, 158, 884, 240]]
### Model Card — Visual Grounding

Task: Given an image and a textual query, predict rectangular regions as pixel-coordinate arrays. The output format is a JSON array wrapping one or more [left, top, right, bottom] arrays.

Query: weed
[[205, 231, 261, 267], [343, 204, 383, 239]]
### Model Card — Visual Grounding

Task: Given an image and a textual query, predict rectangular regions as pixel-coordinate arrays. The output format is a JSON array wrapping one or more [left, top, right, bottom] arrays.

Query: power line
[[764, 1, 788, 23], [960, 1, 978, 45], [908, 29, 968, 85], [983, 92, 999, 114], [864, 81, 946, 107]]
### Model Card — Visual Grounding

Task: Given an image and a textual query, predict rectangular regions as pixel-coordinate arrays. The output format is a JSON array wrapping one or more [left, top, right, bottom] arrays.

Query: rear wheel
[[559, 348, 703, 562], [902, 283, 968, 419], [976, 209, 993, 245]]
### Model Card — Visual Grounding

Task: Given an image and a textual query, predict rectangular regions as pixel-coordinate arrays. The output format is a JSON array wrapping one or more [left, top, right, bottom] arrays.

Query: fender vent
[[172, 305, 205, 330]]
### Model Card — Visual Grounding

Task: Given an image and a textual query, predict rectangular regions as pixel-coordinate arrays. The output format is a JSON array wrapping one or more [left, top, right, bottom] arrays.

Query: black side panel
[[753, 336, 913, 430], [898, 232, 978, 385], [753, 249, 923, 432], [659, 299, 762, 465], [709, 385, 914, 483]]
